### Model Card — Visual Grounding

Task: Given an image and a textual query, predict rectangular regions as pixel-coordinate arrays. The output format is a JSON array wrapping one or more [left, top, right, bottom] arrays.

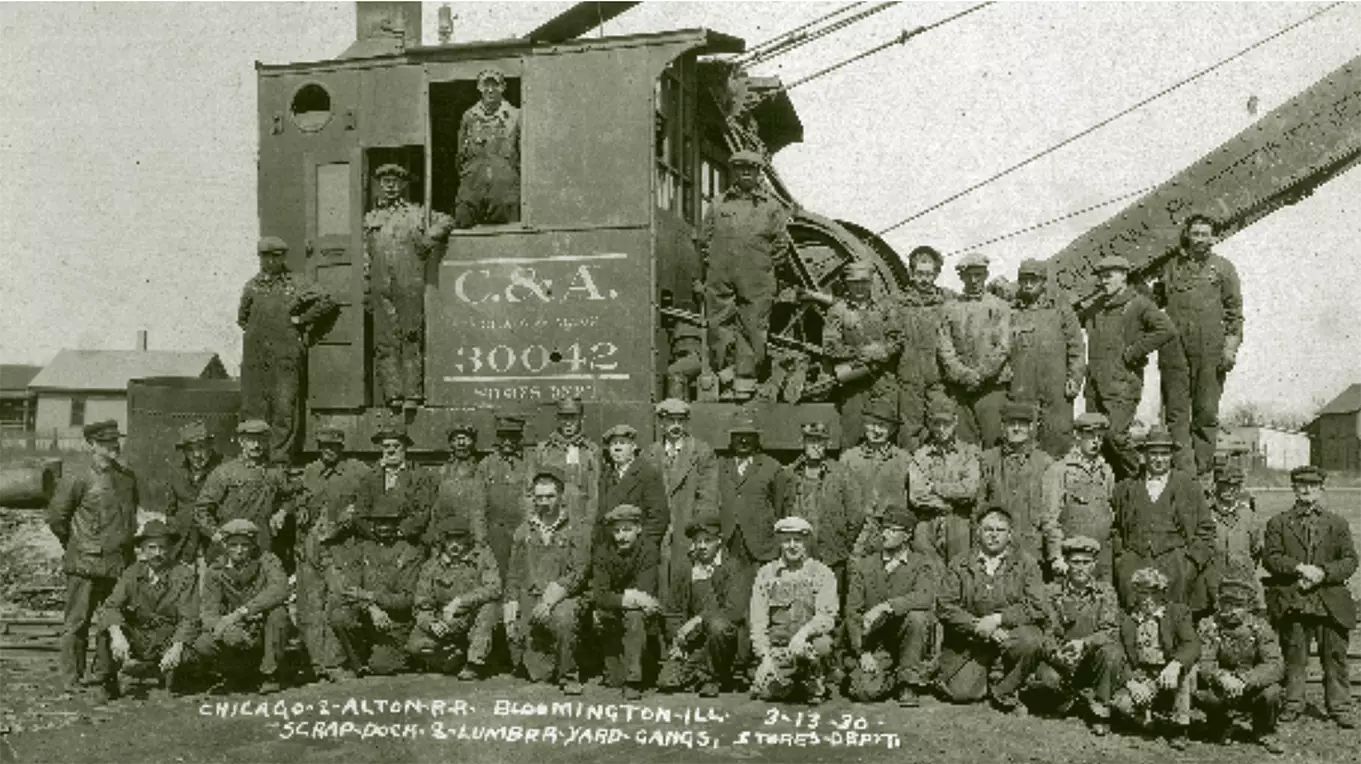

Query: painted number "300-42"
[[451, 342, 619, 374]]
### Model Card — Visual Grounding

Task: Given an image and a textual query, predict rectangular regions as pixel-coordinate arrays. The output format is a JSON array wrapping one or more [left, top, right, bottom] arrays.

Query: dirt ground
[[2, 487, 1357, 763]]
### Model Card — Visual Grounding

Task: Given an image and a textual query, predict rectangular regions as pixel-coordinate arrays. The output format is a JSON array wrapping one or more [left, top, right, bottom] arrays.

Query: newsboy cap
[[655, 398, 691, 417], [236, 419, 270, 436], [446, 421, 478, 439], [1217, 578, 1258, 605], [800, 421, 830, 439], [729, 150, 765, 168], [494, 415, 526, 433], [373, 163, 409, 181], [685, 513, 722, 538], [1073, 412, 1110, 431], [1017, 259, 1048, 279], [1290, 465, 1325, 485], [603, 424, 638, 442], [863, 398, 898, 425], [956, 252, 990, 271], [175, 420, 212, 449], [604, 504, 643, 524], [1094, 255, 1131, 273], [927, 398, 958, 422], [1214, 465, 1245, 485], [774, 516, 813, 535], [433, 513, 474, 539], [218, 518, 260, 541], [257, 236, 288, 254], [314, 425, 345, 446], [1000, 400, 1038, 423], [555, 398, 584, 416], [1060, 535, 1101, 558], [82, 420, 122, 442], [879, 503, 915, 531], [533, 465, 566, 487], [477, 68, 506, 85], [370, 425, 413, 446]]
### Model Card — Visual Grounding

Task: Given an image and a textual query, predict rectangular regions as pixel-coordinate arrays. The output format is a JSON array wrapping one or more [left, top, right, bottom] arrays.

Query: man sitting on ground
[[407, 514, 501, 678], [194, 518, 290, 694], [592, 504, 664, 701]]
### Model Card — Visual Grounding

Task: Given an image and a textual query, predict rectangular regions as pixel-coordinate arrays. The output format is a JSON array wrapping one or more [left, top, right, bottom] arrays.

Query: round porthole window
[[290, 84, 332, 132]]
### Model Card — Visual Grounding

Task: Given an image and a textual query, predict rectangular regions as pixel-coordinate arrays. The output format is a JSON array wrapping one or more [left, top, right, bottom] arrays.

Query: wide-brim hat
[[134, 519, 177, 544], [1289, 465, 1325, 485], [1138, 426, 1176, 450]]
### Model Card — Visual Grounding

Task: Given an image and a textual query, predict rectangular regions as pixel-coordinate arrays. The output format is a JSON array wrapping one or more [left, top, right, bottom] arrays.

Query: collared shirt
[[528, 510, 568, 546], [736, 457, 752, 477], [978, 550, 1008, 577], [882, 548, 912, 574], [383, 462, 407, 492], [908, 438, 982, 516], [1132, 606, 1167, 666], [614, 459, 633, 482], [692, 550, 724, 582], [664, 438, 683, 462], [1145, 473, 1169, 502]]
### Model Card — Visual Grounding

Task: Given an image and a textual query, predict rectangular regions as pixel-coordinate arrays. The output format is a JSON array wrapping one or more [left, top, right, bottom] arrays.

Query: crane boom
[[1048, 56, 1361, 306]]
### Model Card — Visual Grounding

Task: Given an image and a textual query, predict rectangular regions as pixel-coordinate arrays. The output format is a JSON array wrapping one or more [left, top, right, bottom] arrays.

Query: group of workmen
[[694, 151, 1242, 490], [47, 382, 1355, 755]]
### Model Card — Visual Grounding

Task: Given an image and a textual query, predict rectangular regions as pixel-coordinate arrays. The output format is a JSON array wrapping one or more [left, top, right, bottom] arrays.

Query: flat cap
[[494, 414, 526, 433], [1290, 465, 1326, 485], [1094, 255, 1131, 272], [956, 252, 990, 271], [878, 503, 915, 531], [1017, 259, 1048, 279], [476, 67, 506, 85], [134, 519, 176, 543], [774, 516, 813, 535], [363, 498, 403, 520], [1073, 412, 1110, 431], [82, 419, 122, 442], [863, 398, 898, 425], [257, 236, 288, 254], [728, 419, 760, 438], [729, 150, 765, 167], [1218, 578, 1258, 604], [1060, 535, 1101, 557], [218, 518, 260, 540], [315, 425, 345, 445], [555, 398, 584, 416], [533, 465, 566, 486], [236, 419, 270, 436], [433, 513, 474, 539], [373, 163, 409, 180], [1000, 400, 1038, 423], [685, 513, 722, 538], [844, 262, 874, 282], [1130, 567, 1170, 591], [927, 397, 958, 422], [655, 398, 691, 417], [1214, 465, 1245, 484], [446, 421, 478, 438], [800, 421, 830, 439], [370, 425, 413, 446], [603, 423, 638, 442], [604, 504, 643, 524], [1137, 425, 1175, 450], [175, 420, 212, 448]]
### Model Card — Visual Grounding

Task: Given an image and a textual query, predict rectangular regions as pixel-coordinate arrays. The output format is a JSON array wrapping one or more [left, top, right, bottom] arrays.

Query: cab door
[[257, 68, 366, 411]]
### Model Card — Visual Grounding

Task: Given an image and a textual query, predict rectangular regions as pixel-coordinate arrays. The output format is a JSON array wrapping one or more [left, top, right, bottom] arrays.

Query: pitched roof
[[0, 364, 42, 393], [1317, 383, 1361, 416], [28, 350, 224, 392]]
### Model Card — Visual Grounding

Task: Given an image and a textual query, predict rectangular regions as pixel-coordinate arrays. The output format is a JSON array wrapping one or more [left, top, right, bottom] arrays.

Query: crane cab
[[257, 14, 901, 452]]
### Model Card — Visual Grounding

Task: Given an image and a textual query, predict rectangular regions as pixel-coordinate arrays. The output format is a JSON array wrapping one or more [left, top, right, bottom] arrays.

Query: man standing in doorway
[[455, 68, 521, 227], [364, 163, 454, 412]]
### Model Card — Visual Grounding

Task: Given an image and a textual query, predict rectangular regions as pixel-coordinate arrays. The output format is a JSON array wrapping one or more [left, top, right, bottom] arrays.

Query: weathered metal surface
[[0, 466, 54, 509], [1048, 56, 1361, 303], [124, 377, 241, 514], [525, 2, 642, 44]]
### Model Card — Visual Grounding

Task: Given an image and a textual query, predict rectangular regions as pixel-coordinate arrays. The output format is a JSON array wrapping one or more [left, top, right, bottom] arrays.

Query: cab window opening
[[430, 76, 522, 228]]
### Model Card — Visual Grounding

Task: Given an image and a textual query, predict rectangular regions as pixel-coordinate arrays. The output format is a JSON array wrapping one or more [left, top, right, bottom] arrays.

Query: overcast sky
[[1, 2, 1358, 421]]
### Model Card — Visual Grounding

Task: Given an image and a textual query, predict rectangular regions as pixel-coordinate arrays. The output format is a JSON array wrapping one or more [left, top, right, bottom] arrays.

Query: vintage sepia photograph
[[1, 1, 1358, 762]]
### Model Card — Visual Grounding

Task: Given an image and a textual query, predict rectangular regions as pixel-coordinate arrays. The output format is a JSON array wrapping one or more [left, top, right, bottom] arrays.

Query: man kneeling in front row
[[95, 520, 199, 701], [1032, 535, 1124, 734], [1195, 578, 1285, 755], [750, 516, 839, 705], [408, 514, 501, 678], [845, 503, 940, 707], [1111, 566, 1200, 750], [659, 512, 751, 698], [194, 519, 290, 694]]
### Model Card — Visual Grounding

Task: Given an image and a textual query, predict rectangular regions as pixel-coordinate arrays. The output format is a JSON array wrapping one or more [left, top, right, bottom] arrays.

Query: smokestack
[[342, 2, 422, 59], [438, 5, 454, 44], [136, 330, 148, 351]]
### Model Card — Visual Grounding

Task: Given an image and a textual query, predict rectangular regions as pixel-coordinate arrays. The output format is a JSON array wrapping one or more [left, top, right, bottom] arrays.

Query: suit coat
[[1118, 601, 1200, 670], [353, 463, 439, 545], [717, 454, 789, 564], [645, 437, 720, 592], [1261, 502, 1357, 629], [597, 458, 669, 555]]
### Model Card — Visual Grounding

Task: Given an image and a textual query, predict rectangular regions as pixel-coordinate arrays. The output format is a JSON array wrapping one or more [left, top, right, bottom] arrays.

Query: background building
[[1305, 383, 1361, 474], [0, 364, 41, 432]]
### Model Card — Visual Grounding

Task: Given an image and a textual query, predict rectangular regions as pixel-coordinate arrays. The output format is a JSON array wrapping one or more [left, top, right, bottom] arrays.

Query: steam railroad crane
[[257, 2, 909, 453]]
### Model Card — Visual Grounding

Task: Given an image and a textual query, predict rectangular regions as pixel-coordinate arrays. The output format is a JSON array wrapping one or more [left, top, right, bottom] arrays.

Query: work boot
[[1257, 734, 1284, 755], [1278, 706, 1300, 723], [327, 667, 358, 683], [1089, 720, 1110, 737], [1167, 727, 1189, 751], [1333, 713, 1357, 730], [896, 686, 920, 708], [804, 676, 826, 706], [698, 681, 720, 699], [258, 676, 282, 695], [90, 679, 121, 705], [561, 679, 584, 696], [457, 663, 483, 681], [623, 683, 642, 702]]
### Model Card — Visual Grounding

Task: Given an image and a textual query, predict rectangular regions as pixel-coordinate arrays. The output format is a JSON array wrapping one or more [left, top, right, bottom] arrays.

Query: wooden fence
[[0, 429, 87, 454]]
